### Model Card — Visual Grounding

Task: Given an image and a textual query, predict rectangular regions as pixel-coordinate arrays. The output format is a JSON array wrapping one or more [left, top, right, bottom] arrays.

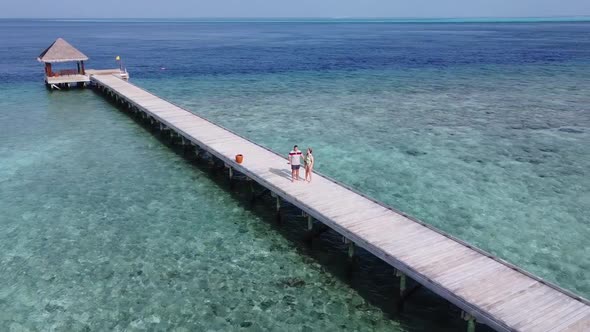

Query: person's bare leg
[[309, 167, 313, 182], [296, 168, 300, 181], [291, 168, 295, 182]]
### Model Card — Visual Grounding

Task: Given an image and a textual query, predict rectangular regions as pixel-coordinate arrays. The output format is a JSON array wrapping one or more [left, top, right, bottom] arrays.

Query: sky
[[0, 0, 589, 19]]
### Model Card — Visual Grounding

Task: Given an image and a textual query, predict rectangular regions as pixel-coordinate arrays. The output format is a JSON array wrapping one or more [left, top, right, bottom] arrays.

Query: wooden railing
[[49, 69, 80, 77]]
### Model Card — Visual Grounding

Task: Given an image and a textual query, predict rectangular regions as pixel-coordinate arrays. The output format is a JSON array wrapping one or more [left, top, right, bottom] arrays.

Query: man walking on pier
[[288, 145, 303, 182]]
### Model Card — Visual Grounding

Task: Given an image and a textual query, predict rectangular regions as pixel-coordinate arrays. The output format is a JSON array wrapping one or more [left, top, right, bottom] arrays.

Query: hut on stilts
[[38, 38, 90, 89], [37, 38, 128, 90]]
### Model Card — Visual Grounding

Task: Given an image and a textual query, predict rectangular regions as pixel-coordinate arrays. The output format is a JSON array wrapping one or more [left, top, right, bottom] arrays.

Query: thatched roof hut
[[37, 38, 88, 63], [38, 38, 88, 78]]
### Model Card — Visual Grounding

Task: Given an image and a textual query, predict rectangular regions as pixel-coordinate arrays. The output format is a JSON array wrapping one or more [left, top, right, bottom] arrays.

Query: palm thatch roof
[[37, 38, 88, 63]]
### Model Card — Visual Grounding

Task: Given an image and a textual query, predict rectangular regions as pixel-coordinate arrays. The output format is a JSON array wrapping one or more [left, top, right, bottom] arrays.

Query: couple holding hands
[[287, 145, 314, 183]]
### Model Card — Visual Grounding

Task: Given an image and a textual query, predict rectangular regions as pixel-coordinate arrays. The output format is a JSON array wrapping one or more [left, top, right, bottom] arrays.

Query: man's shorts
[[291, 165, 300, 170]]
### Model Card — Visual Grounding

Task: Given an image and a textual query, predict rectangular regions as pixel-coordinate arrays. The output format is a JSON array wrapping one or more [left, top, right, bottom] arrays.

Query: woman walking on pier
[[304, 147, 314, 183]]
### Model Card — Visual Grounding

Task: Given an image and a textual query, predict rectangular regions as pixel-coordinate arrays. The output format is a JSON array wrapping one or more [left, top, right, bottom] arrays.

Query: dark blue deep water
[[2, 19, 590, 82]]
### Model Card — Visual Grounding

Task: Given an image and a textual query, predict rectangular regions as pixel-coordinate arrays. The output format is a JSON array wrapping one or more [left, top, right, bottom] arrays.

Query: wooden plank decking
[[44, 69, 127, 87], [91, 74, 590, 332], [46, 74, 90, 85]]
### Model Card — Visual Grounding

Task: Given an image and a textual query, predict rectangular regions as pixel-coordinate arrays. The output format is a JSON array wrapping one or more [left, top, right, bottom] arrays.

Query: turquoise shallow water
[[138, 63, 590, 298], [1, 20, 589, 331], [2, 85, 438, 331]]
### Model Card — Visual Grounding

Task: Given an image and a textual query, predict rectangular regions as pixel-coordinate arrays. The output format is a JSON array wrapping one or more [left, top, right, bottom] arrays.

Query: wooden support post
[[249, 182, 256, 207], [228, 167, 235, 189], [400, 274, 407, 295], [45, 63, 52, 76], [307, 215, 313, 231], [394, 279, 422, 313], [462, 312, 476, 332], [342, 237, 354, 257], [396, 270, 407, 295], [180, 137, 187, 152], [207, 154, 215, 167], [343, 237, 356, 276], [467, 318, 475, 332], [275, 195, 282, 224]]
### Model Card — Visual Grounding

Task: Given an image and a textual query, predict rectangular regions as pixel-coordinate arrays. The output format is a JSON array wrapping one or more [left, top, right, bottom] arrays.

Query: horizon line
[[2, 15, 590, 20]]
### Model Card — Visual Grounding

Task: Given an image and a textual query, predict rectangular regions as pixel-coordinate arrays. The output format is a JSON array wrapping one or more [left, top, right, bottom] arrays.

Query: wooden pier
[[91, 74, 589, 332]]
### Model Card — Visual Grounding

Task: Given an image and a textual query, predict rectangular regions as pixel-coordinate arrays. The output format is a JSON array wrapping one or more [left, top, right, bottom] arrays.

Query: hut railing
[[49, 69, 80, 77]]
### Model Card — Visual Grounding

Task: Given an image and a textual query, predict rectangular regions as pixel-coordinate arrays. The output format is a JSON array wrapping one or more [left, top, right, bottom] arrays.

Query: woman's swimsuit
[[304, 154, 313, 167]]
